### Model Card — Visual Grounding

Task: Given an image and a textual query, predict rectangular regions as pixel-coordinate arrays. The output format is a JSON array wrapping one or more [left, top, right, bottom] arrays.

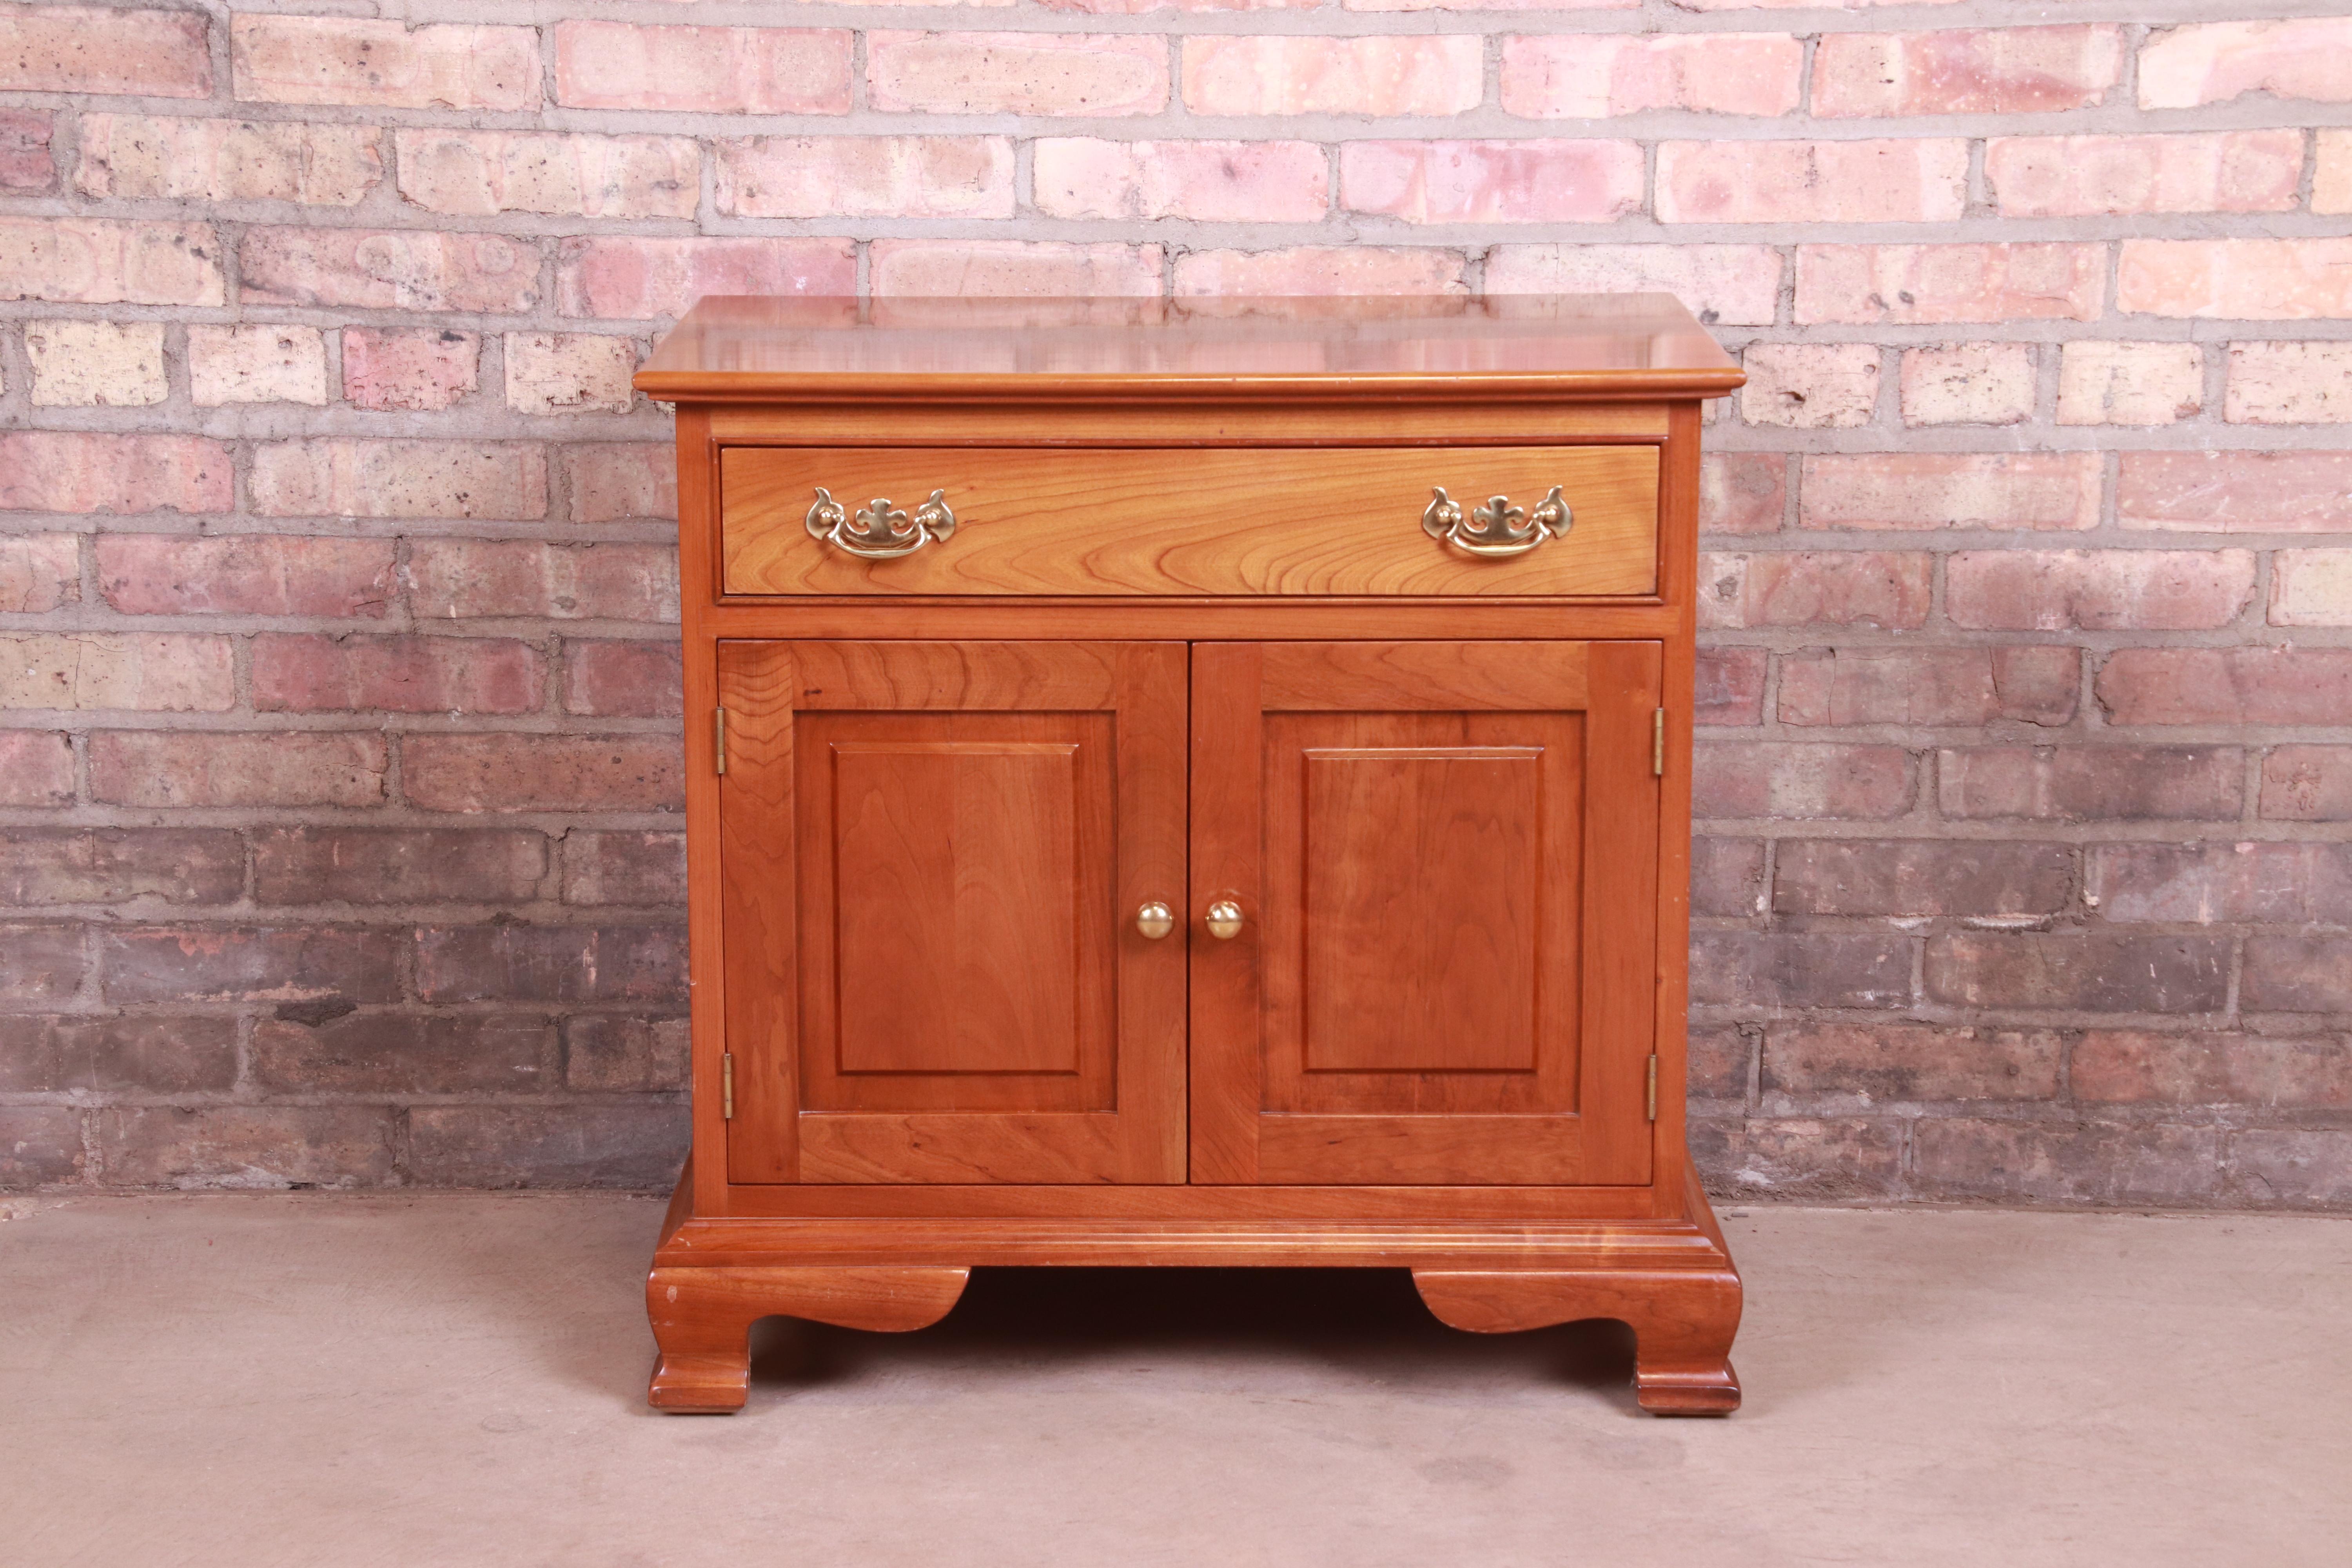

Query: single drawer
[[719, 445, 1659, 597]]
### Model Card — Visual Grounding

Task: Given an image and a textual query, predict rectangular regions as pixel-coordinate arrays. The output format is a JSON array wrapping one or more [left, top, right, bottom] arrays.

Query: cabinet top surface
[[637, 294, 1740, 403]]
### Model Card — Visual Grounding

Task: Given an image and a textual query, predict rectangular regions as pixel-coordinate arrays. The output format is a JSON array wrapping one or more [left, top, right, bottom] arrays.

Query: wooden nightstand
[[633, 295, 1747, 1415]]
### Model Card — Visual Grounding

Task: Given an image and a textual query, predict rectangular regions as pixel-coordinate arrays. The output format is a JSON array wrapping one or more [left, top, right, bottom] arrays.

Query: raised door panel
[[717, 640, 1187, 1184], [1191, 641, 1660, 1186]]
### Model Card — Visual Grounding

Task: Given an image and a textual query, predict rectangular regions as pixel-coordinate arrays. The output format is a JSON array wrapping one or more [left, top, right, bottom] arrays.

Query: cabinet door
[[717, 641, 1187, 1183], [1190, 642, 1660, 1186]]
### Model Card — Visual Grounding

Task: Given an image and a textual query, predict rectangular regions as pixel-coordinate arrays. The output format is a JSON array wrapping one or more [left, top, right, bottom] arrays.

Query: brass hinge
[[1646, 1054, 1659, 1122], [713, 706, 728, 775], [721, 1052, 735, 1120], [1652, 708, 1666, 777]]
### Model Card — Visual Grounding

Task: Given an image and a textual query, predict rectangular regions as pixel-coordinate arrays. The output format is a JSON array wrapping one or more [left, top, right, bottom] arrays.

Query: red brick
[[1694, 646, 1766, 726], [90, 731, 387, 809], [1036, 139, 1322, 223], [1986, 131, 2303, 217], [1764, 1024, 2062, 1102], [869, 30, 1167, 115], [1813, 26, 2121, 116], [252, 828, 548, 906], [2138, 18, 2352, 109], [1775, 840, 2071, 917], [1500, 32, 1802, 118], [555, 22, 851, 114], [252, 633, 542, 715], [2241, 936, 2352, 1014], [1181, 35, 1479, 116], [1914, 1118, 2220, 1206], [564, 1016, 690, 1093], [1173, 248, 1467, 298], [563, 639, 682, 718], [872, 241, 1161, 299], [405, 1105, 688, 1189], [2321, 130, 2352, 215], [101, 926, 402, 1004], [561, 832, 687, 907], [0, 108, 53, 190], [1700, 454, 1785, 535], [416, 924, 686, 1004], [75, 115, 379, 206], [1948, 550, 2255, 632], [0, 1014, 235, 1093], [402, 735, 684, 814], [1657, 138, 1966, 224], [241, 227, 536, 314], [398, 131, 699, 220], [250, 441, 547, 522], [2118, 452, 2352, 534], [723, 136, 1014, 220], [96, 534, 393, 618], [2260, 747, 2352, 821], [1926, 934, 2229, 1013], [2226, 342, 2352, 425], [231, 17, 536, 110], [1487, 246, 1781, 327], [408, 541, 677, 623], [341, 328, 479, 412], [2270, 550, 2352, 628], [1, 633, 232, 712], [0, 730, 72, 806], [0, 5, 210, 97], [1686, 1025, 1751, 1100], [2117, 239, 2352, 320], [0, 532, 75, 612], [1694, 741, 1913, 820], [2089, 842, 2352, 926], [0, 923, 82, 1003], [1939, 746, 2244, 822], [249, 1013, 551, 1095], [1779, 646, 2078, 728], [1690, 836, 1765, 917], [100, 1107, 393, 1190], [0, 828, 241, 906], [2097, 649, 2352, 727], [0, 1107, 84, 1184], [1738, 344, 1881, 428], [0, 216, 221, 305], [2233, 1131, 2352, 1208], [1340, 140, 1644, 223], [1691, 932, 1912, 1007], [1690, 1116, 1903, 1201], [2076, 1032, 2351, 1109], [1698, 551, 1931, 630], [1798, 243, 2104, 325], [0, 432, 229, 514], [568, 446, 677, 525], [1801, 453, 2101, 533], [556, 236, 857, 321]]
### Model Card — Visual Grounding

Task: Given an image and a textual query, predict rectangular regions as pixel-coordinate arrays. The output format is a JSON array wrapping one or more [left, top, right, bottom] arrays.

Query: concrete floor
[[1, 1197, 2345, 1568]]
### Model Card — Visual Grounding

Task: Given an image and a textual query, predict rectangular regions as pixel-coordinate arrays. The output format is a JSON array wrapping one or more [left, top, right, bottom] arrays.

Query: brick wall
[[0, 2, 2345, 1205]]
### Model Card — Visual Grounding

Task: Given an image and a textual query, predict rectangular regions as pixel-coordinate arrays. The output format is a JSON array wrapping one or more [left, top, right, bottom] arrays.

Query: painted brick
[[1802, 454, 2101, 533], [0, 432, 227, 515], [1341, 140, 1643, 223], [872, 240, 1162, 298], [564, 640, 684, 718], [249, 1014, 551, 1095], [1690, 836, 1765, 916], [250, 441, 548, 522], [1947, 550, 2256, 631], [1486, 245, 1780, 327], [0, 633, 232, 712], [874, 31, 1167, 115], [2088, 842, 2352, 926], [1694, 645, 1767, 726], [0, 923, 82, 1003], [0, 1014, 236, 1094], [568, 446, 677, 525], [1813, 26, 2122, 116], [1698, 551, 1931, 630], [2138, 18, 2352, 109], [0, 730, 73, 806], [77, 116, 379, 205], [2226, 343, 2352, 425], [562, 832, 688, 907], [401, 735, 684, 814], [2097, 649, 2352, 728], [1938, 746, 2243, 822], [0, 828, 241, 907], [100, 1107, 393, 1191], [555, 22, 850, 114], [241, 228, 536, 314], [2056, 342, 2203, 426], [1900, 343, 2034, 426], [2243, 936, 2352, 1014], [564, 1016, 690, 1093], [1737, 343, 1880, 429], [1500, 33, 1802, 118], [1690, 932, 1913, 1007], [1037, 139, 1325, 223], [189, 325, 328, 408], [2117, 240, 2352, 321], [0, 5, 209, 97], [397, 131, 699, 221], [23, 319, 164, 407], [1926, 934, 2229, 1013], [1181, 35, 1482, 116], [2319, 131, 2352, 216], [1699, 453, 1786, 534], [96, 535, 392, 618], [722, 136, 1014, 220], [1689, 1117, 1903, 1201], [1693, 741, 1913, 820], [2271, 551, 2352, 628], [0, 217, 221, 306], [0, 532, 76, 612], [2234, 1132, 2352, 1208], [0, 108, 53, 190], [1763, 1024, 2061, 1103], [1172, 247, 1467, 297], [252, 633, 544, 716], [2261, 747, 2352, 822], [1986, 132, 2302, 218], [101, 926, 403, 1005], [1777, 646, 2078, 728], [415, 925, 687, 1005], [232, 18, 538, 111], [341, 328, 480, 413], [556, 237, 857, 321], [1798, 244, 2104, 325], [505, 333, 637, 416], [252, 828, 547, 907], [406, 1105, 688, 1190], [1914, 1119, 2220, 1206], [2076, 1033, 2352, 1110], [2118, 452, 2352, 534], [1776, 840, 2070, 918], [408, 541, 678, 623], [90, 731, 387, 809], [1656, 139, 1967, 224]]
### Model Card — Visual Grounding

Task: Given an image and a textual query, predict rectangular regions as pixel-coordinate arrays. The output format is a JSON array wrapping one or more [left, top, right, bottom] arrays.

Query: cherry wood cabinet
[[637, 296, 1747, 1417]]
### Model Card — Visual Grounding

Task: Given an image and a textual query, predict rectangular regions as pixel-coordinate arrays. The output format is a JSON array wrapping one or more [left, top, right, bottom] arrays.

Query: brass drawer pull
[[1422, 486, 1571, 558], [806, 486, 958, 560]]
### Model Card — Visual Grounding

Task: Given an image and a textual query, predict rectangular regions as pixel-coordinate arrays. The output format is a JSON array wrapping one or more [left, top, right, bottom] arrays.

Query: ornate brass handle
[[1204, 899, 1245, 940], [806, 486, 957, 560], [1135, 901, 1175, 940], [1422, 486, 1571, 558]]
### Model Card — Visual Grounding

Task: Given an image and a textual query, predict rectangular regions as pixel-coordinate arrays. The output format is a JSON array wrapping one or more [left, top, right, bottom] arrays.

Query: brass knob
[[1134, 901, 1175, 940], [1204, 899, 1245, 940]]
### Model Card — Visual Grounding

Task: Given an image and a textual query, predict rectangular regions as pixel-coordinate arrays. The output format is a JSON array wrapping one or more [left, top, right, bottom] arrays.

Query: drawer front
[[720, 445, 1659, 597]]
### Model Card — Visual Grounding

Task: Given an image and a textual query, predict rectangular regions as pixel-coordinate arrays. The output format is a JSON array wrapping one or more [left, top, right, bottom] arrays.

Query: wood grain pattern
[[1412, 1266, 1740, 1415], [720, 446, 1659, 598], [648, 1263, 971, 1414], [707, 402, 1672, 444]]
